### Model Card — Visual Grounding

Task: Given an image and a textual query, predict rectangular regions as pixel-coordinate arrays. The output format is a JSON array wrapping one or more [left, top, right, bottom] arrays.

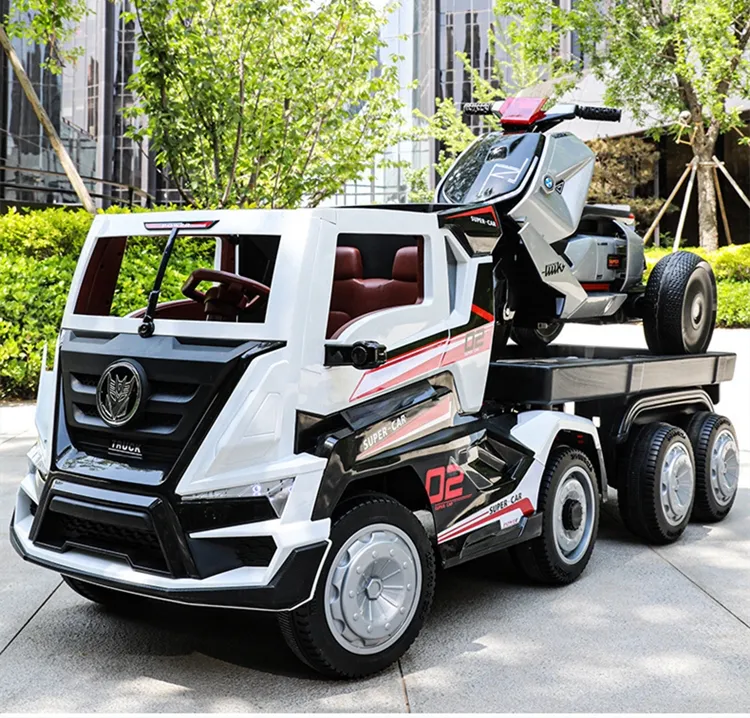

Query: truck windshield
[[438, 132, 542, 205], [73, 233, 280, 323]]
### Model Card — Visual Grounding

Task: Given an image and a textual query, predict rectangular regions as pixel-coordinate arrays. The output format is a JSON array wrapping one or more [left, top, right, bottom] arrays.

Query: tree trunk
[[694, 146, 719, 251]]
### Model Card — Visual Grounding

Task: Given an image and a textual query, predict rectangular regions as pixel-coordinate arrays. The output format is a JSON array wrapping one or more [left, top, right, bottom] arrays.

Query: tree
[[409, 0, 575, 201], [127, 0, 404, 208], [2, 0, 95, 211], [499, 0, 750, 251]]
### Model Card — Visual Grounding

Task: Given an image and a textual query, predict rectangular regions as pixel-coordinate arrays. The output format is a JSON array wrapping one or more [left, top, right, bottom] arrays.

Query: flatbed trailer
[[486, 345, 736, 406], [485, 345, 737, 514]]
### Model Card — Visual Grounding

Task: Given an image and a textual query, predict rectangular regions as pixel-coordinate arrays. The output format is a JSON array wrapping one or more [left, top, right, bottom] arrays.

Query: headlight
[[182, 478, 294, 518], [27, 441, 49, 480]]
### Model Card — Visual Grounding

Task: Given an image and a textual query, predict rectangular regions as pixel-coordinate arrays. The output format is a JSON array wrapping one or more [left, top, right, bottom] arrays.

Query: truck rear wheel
[[511, 321, 563, 350], [686, 412, 740, 522], [277, 494, 435, 679], [643, 251, 716, 355], [510, 447, 599, 585], [618, 422, 695, 543]]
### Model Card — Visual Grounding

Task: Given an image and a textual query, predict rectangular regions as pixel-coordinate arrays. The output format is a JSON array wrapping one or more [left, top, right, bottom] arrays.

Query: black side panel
[[309, 383, 536, 567]]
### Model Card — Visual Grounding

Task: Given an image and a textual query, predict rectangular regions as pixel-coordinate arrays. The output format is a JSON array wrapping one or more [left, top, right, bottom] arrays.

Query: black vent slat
[[37, 512, 169, 574]]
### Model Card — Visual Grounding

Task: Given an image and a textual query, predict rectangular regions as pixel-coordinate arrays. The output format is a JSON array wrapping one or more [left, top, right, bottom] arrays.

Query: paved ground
[[1, 325, 750, 712]]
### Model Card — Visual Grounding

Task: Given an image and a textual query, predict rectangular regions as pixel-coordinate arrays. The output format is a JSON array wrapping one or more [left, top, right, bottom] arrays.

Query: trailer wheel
[[510, 447, 599, 585], [511, 321, 563, 350], [62, 576, 138, 608], [277, 494, 435, 679], [643, 251, 716, 355], [686, 412, 740, 522], [618, 422, 695, 543]]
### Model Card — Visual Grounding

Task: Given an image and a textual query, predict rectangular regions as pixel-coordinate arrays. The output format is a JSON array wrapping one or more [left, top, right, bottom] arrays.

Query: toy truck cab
[[11, 208, 739, 679]]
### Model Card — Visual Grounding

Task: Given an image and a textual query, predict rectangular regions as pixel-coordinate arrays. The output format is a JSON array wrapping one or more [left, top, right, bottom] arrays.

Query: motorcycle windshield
[[438, 132, 542, 205]]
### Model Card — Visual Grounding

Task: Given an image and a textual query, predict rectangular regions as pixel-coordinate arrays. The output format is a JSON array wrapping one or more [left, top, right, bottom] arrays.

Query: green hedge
[[644, 244, 750, 282], [0, 207, 212, 399], [1, 209, 750, 399]]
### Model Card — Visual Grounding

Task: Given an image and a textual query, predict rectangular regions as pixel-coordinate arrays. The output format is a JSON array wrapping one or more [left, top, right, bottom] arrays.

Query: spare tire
[[643, 251, 716, 354]]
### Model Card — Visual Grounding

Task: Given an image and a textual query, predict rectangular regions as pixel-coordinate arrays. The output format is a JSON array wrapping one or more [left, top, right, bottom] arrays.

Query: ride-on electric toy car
[[437, 96, 717, 353], [10, 207, 737, 679]]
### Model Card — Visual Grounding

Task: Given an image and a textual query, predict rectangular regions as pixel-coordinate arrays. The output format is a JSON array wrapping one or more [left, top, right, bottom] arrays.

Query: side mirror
[[325, 341, 387, 370]]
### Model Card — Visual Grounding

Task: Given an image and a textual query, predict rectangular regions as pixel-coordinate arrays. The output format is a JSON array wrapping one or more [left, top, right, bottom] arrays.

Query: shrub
[[0, 206, 93, 259], [0, 207, 212, 399], [716, 281, 750, 328], [0, 252, 78, 398], [645, 244, 750, 282]]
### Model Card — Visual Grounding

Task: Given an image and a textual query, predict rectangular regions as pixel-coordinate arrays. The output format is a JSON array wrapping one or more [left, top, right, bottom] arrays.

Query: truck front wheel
[[510, 447, 599, 585], [278, 494, 435, 679]]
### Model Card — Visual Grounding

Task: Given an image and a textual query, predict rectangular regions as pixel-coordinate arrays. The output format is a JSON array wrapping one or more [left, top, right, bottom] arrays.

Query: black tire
[[618, 422, 696, 544], [62, 575, 138, 607], [511, 321, 563, 351], [277, 494, 435, 679], [686, 412, 740, 523], [643, 250, 716, 354], [510, 447, 599, 585]]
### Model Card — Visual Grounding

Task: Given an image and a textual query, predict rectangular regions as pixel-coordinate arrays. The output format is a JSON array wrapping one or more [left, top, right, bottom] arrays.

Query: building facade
[[0, 0, 154, 209]]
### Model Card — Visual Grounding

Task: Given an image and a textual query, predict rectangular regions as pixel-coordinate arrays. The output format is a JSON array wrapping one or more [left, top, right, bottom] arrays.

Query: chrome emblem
[[96, 360, 143, 427], [542, 174, 555, 192]]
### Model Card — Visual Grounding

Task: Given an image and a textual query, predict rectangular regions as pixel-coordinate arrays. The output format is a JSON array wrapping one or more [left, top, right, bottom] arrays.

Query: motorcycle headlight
[[183, 478, 294, 518]]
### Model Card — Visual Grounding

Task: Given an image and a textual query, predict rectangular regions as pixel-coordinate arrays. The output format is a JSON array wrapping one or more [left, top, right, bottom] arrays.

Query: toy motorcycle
[[436, 96, 716, 354]]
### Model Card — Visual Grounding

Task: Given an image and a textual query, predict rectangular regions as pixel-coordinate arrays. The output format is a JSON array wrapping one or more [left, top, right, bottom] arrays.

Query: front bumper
[[10, 471, 330, 611]]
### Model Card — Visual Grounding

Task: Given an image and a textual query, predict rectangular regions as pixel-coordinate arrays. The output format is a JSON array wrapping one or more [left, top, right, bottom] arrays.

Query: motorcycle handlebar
[[462, 102, 494, 115], [575, 105, 622, 122]]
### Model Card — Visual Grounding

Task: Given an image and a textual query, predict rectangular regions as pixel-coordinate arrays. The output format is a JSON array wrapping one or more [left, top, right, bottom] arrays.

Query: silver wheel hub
[[324, 524, 421, 655], [553, 468, 596, 564], [711, 429, 739, 506], [691, 295, 704, 327], [660, 441, 694, 525]]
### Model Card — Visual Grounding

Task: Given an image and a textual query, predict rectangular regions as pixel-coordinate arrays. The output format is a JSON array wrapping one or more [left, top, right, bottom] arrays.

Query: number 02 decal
[[425, 462, 471, 510]]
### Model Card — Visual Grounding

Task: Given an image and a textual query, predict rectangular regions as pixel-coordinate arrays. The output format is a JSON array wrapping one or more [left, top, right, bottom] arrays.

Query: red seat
[[327, 246, 363, 338], [384, 246, 420, 307], [326, 244, 422, 339]]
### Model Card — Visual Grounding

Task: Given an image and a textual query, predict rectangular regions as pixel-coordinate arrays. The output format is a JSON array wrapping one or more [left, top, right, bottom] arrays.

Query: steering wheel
[[181, 268, 271, 320]]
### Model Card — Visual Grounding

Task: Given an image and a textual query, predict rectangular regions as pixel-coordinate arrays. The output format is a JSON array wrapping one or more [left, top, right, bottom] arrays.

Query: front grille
[[57, 332, 277, 482], [36, 512, 169, 574]]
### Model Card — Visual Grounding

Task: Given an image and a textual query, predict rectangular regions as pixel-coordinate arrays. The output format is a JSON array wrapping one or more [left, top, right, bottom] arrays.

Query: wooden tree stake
[[643, 161, 693, 245], [673, 160, 697, 251], [712, 165, 732, 245]]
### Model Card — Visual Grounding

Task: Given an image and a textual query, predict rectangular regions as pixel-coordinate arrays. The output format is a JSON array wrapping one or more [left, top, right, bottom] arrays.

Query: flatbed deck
[[485, 345, 736, 405]]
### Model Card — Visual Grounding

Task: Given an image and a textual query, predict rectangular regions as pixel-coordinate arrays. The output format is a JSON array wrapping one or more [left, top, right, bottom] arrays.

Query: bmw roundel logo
[[543, 174, 555, 192], [96, 360, 148, 428]]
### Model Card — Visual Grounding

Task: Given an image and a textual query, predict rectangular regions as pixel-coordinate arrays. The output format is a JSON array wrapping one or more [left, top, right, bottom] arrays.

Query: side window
[[327, 233, 424, 339]]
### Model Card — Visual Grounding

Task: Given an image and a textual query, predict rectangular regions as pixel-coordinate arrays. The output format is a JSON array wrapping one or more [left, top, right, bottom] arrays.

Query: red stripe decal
[[438, 498, 534, 544], [471, 304, 494, 323], [445, 205, 500, 225]]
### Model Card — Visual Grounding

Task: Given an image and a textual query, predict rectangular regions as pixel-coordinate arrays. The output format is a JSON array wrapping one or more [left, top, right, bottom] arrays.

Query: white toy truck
[[10, 206, 739, 679]]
